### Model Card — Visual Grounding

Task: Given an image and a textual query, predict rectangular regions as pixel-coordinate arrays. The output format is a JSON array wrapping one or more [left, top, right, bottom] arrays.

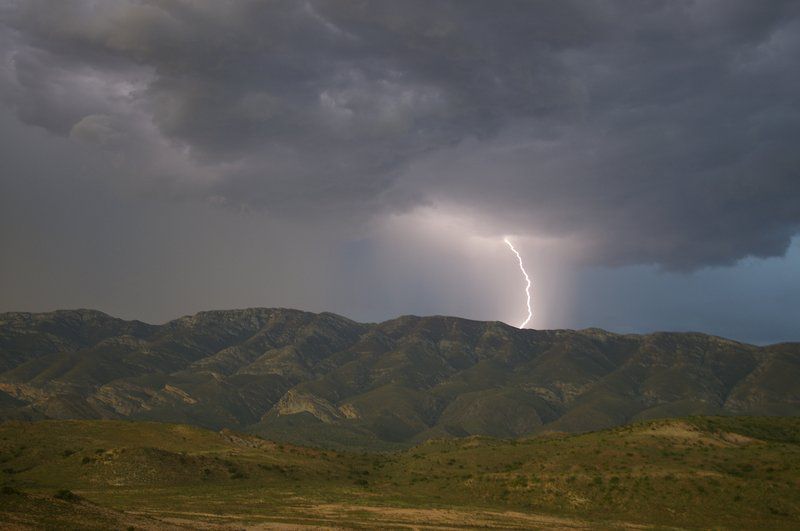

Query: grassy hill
[[1, 309, 798, 449], [1, 416, 798, 529]]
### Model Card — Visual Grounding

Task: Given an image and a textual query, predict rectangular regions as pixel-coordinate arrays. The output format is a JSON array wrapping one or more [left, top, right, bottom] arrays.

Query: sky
[[0, 0, 798, 344]]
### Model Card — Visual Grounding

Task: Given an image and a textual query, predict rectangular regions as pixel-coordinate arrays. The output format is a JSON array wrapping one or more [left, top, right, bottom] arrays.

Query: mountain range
[[1, 308, 797, 448]]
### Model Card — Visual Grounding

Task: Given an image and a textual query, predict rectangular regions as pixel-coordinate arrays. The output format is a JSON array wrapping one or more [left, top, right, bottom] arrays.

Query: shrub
[[54, 489, 81, 502]]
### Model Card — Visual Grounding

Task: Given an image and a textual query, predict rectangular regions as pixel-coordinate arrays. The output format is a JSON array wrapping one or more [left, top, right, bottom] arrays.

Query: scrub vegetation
[[1, 416, 798, 529]]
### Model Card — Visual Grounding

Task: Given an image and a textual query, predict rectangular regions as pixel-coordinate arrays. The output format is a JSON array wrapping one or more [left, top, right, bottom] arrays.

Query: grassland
[[1, 416, 799, 529]]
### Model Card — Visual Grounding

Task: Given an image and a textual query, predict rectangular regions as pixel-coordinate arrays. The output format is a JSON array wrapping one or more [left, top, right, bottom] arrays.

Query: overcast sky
[[1, 1, 798, 344]]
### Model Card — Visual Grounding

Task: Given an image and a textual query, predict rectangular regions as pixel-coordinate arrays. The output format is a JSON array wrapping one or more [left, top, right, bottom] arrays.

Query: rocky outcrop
[[269, 390, 344, 423]]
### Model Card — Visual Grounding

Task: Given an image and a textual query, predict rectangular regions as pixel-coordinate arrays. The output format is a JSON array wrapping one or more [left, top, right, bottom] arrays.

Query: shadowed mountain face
[[0, 309, 798, 448]]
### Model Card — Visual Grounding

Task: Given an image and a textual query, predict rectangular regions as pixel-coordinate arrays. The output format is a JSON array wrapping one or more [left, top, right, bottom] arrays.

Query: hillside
[[1, 417, 799, 529], [1, 308, 798, 448]]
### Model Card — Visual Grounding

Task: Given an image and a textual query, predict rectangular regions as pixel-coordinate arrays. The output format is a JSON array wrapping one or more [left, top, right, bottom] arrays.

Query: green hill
[[1, 309, 798, 449], [1, 416, 799, 528]]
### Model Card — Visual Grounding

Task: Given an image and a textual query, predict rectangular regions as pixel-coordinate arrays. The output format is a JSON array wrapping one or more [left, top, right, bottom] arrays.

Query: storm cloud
[[1, 1, 799, 341], [2, 0, 799, 268]]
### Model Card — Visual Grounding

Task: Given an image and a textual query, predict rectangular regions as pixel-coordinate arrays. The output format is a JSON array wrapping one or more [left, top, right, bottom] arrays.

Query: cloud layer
[[2, 0, 799, 270]]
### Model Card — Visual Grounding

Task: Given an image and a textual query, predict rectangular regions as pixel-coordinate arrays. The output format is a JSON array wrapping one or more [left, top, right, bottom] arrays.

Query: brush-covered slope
[[0, 308, 798, 448], [1, 417, 799, 529]]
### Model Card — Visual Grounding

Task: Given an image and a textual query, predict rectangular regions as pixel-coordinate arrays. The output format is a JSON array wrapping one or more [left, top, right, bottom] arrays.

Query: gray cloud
[[1, 0, 799, 269]]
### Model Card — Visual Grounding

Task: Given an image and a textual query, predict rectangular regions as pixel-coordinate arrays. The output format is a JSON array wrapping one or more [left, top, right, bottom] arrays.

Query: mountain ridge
[[0, 306, 780, 348], [1, 308, 798, 449]]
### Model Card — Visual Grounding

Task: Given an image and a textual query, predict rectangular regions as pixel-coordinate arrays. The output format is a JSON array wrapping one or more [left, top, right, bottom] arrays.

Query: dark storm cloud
[[1, 0, 799, 268]]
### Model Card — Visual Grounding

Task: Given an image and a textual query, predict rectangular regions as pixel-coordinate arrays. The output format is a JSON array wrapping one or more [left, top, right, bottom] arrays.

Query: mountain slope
[[1, 308, 798, 448]]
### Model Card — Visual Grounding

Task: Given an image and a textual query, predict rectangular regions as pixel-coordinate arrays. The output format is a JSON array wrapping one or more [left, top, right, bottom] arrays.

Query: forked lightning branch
[[503, 237, 533, 329]]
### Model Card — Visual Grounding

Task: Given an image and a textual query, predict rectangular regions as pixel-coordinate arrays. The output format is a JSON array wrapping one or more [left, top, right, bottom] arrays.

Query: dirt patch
[[646, 422, 702, 439], [645, 422, 758, 448], [717, 431, 757, 446], [305, 503, 643, 529], [134, 504, 651, 530]]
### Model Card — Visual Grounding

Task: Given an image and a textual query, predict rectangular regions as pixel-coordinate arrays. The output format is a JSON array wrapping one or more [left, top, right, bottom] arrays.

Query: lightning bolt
[[503, 237, 532, 328]]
